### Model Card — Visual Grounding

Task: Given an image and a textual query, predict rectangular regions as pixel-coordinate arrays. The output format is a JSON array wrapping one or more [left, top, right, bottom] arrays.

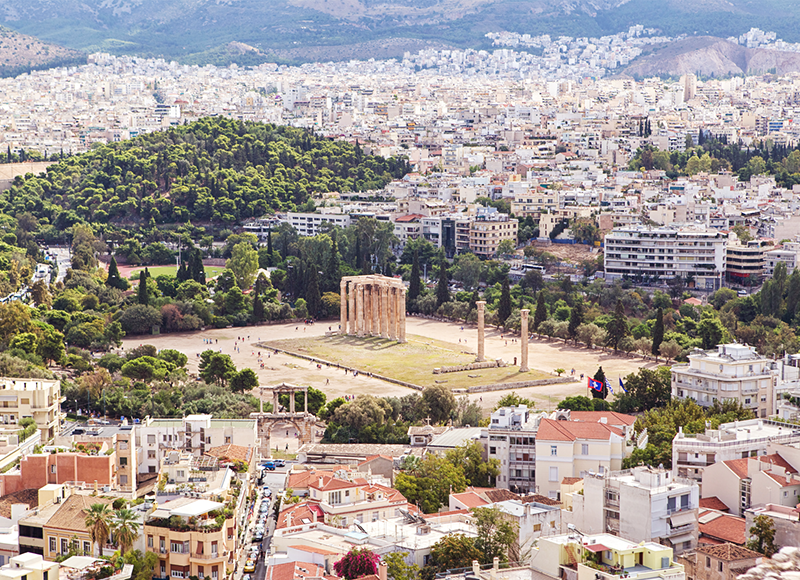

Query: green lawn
[[260, 334, 550, 390], [127, 265, 224, 280]]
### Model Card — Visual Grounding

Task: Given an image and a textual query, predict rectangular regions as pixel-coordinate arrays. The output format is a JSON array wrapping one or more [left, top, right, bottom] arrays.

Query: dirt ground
[[527, 241, 600, 263], [120, 318, 658, 413]]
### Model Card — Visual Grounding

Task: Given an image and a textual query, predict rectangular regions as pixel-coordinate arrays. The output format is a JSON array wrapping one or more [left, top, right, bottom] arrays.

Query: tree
[[558, 395, 594, 411], [29, 279, 51, 306], [119, 304, 162, 335], [199, 350, 236, 387], [230, 368, 258, 393], [568, 301, 583, 343], [605, 300, 628, 352], [334, 547, 380, 580], [592, 366, 608, 399], [621, 367, 671, 412], [495, 392, 534, 410], [429, 534, 482, 571], [497, 239, 515, 257], [533, 292, 547, 331], [659, 339, 682, 362], [395, 454, 467, 513], [652, 307, 664, 358], [472, 506, 518, 564], [226, 242, 259, 289], [84, 502, 113, 557], [111, 509, 140, 555], [37, 327, 65, 365], [137, 269, 148, 305], [252, 293, 264, 323], [698, 314, 725, 349], [746, 514, 777, 557], [436, 258, 450, 307], [383, 552, 418, 580], [409, 249, 422, 300], [445, 441, 499, 487], [305, 267, 322, 319], [422, 385, 456, 424], [106, 256, 128, 290], [498, 278, 512, 327]]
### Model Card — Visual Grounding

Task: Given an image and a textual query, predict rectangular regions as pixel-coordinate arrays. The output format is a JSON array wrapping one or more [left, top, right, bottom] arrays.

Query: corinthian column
[[398, 288, 407, 343], [520, 309, 529, 372], [476, 301, 486, 362], [340, 280, 347, 333]]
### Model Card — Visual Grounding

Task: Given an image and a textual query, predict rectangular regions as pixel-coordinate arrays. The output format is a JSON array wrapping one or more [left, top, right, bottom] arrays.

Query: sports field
[[125, 265, 224, 280]]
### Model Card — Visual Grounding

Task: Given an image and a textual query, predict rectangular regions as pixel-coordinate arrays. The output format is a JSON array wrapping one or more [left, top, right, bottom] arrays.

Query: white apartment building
[[483, 405, 541, 493], [671, 344, 775, 419], [571, 467, 700, 555], [672, 419, 800, 484], [137, 415, 257, 475], [604, 225, 726, 290], [0, 378, 62, 442], [285, 212, 352, 236], [469, 208, 518, 258], [764, 241, 800, 277]]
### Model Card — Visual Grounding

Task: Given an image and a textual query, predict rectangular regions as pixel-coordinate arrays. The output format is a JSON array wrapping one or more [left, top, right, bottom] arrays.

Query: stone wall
[[433, 360, 504, 374]]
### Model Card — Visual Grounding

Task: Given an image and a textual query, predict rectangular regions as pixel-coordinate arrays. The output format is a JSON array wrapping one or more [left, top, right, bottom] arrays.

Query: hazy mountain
[[0, 25, 84, 76], [1, 0, 800, 64]]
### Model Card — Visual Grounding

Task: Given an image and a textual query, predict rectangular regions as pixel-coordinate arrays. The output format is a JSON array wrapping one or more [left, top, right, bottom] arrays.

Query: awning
[[670, 533, 694, 545], [670, 511, 696, 527], [584, 544, 611, 553]]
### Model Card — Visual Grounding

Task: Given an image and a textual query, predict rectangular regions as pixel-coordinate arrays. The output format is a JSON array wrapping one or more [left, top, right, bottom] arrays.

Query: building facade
[[0, 378, 61, 442]]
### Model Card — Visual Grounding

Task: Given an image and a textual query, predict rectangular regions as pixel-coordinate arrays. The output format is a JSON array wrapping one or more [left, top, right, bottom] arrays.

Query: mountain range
[[1, 0, 800, 65]]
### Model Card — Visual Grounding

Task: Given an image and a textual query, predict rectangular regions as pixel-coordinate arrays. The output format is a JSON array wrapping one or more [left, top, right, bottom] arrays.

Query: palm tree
[[111, 509, 140, 555], [84, 503, 113, 557]]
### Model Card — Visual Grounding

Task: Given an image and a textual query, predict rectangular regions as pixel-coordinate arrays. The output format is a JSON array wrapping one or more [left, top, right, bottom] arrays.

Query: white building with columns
[[339, 275, 407, 342]]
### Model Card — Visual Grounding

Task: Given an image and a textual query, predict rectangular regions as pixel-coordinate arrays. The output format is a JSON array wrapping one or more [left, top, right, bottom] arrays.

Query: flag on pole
[[606, 380, 614, 395], [588, 377, 604, 392], [619, 377, 627, 393]]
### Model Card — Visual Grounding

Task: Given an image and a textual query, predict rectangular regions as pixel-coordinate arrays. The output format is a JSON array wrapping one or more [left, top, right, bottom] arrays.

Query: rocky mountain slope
[[0, 25, 84, 76], [622, 36, 800, 77]]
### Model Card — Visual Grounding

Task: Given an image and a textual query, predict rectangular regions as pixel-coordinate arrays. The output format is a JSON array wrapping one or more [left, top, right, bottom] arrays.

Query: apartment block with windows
[[0, 378, 62, 442], [671, 344, 775, 419], [145, 498, 236, 580], [138, 415, 257, 476], [0, 554, 58, 580], [571, 466, 700, 555], [468, 208, 518, 258], [483, 405, 540, 494], [604, 225, 726, 290]]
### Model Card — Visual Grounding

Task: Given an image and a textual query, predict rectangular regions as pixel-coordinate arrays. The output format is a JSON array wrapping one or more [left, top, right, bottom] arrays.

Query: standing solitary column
[[380, 285, 389, 339], [476, 301, 486, 362], [388, 288, 397, 341], [340, 280, 347, 333], [398, 288, 407, 343], [348, 281, 356, 335], [519, 309, 530, 372]]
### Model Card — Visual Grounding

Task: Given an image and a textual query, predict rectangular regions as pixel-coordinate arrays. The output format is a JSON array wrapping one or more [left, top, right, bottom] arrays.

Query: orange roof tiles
[[568, 411, 636, 427], [699, 511, 746, 545], [696, 543, 762, 561], [536, 418, 624, 442], [205, 444, 252, 463], [269, 562, 327, 580], [451, 492, 489, 509], [699, 497, 729, 512]]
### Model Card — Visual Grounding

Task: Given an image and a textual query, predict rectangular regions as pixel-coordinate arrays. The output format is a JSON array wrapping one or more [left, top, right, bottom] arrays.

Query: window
[[171, 542, 183, 553], [706, 557, 711, 568], [120, 475, 128, 484], [149, 466, 156, 473], [50, 465, 56, 474], [160, 538, 165, 553], [177, 470, 185, 478], [198, 568, 204, 580], [551, 446, 557, 456], [372, 511, 380, 522], [667, 496, 676, 512], [83, 541, 90, 555], [533, 524, 542, 532], [224, 436, 231, 444], [148, 536, 153, 548], [550, 521, 556, 528], [719, 562, 723, 572], [61, 539, 68, 554], [171, 571, 184, 578], [489, 447, 496, 455], [49, 538, 56, 553], [581, 444, 588, 455], [330, 491, 342, 504], [119, 457, 128, 466], [681, 494, 689, 509], [148, 450, 156, 459], [549, 466, 558, 482], [147, 435, 156, 444], [161, 564, 166, 577]]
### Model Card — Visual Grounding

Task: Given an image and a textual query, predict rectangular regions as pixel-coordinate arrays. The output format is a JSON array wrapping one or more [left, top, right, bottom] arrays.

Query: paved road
[[241, 466, 289, 580]]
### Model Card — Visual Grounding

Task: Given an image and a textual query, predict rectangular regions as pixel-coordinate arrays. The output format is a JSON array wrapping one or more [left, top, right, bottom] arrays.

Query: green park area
[[127, 265, 224, 280], [261, 334, 550, 389]]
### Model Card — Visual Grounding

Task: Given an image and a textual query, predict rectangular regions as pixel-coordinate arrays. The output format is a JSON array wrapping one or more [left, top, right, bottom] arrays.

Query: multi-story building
[[745, 503, 800, 549], [671, 344, 775, 419], [0, 553, 58, 580], [468, 207, 518, 258], [678, 544, 762, 580], [0, 378, 62, 442], [137, 415, 257, 476], [530, 532, 685, 580], [672, 419, 800, 484], [145, 497, 237, 580], [285, 212, 352, 236], [765, 242, 800, 277], [43, 495, 116, 560], [571, 466, 700, 555], [484, 405, 540, 493], [535, 418, 627, 500], [604, 225, 726, 290], [725, 240, 770, 282]]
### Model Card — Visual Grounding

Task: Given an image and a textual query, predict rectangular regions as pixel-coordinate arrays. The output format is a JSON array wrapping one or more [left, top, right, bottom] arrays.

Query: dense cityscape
[[0, 21, 798, 580]]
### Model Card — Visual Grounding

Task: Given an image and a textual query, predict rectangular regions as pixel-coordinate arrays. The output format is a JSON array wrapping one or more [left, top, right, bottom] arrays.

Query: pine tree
[[498, 278, 512, 326], [409, 249, 422, 300], [592, 366, 608, 400], [137, 269, 149, 305], [652, 307, 664, 358], [534, 292, 547, 331], [306, 267, 321, 320], [605, 300, 629, 352], [107, 256, 123, 289], [436, 258, 450, 307]]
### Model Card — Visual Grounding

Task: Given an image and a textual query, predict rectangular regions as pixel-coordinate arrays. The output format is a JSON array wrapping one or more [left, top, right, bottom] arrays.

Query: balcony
[[191, 552, 222, 560], [663, 523, 695, 537]]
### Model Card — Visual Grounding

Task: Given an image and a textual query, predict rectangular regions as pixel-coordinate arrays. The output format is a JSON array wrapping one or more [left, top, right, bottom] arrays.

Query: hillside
[[2, 0, 800, 63], [622, 36, 800, 77], [0, 117, 411, 231], [0, 25, 84, 76]]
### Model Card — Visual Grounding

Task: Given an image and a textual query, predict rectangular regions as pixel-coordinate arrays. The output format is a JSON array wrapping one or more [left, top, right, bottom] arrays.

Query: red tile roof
[[309, 477, 360, 492], [722, 454, 798, 480], [451, 492, 489, 509], [269, 561, 328, 580], [276, 502, 325, 529], [699, 497, 729, 512], [289, 545, 340, 556], [569, 411, 636, 427], [536, 418, 624, 442], [699, 511, 747, 545], [205, 444, 252, 463], [696, 543, 762, 561], [562, 477, 583, 485]]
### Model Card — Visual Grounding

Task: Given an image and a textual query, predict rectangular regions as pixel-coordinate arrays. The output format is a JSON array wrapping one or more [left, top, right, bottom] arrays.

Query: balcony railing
[[662, 523, 695, 537]]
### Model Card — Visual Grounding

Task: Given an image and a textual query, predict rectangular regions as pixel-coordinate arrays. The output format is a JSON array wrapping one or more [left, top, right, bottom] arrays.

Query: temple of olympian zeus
[[339, 275, 407, 342]]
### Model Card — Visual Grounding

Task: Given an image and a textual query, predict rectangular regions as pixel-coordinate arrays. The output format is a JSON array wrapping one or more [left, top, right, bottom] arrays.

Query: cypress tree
[[605, 300, 629, 352], [498, 278, 512, 326], [568, 301, 583, 342], [267, 228, 274, 267], [252, 293, 264, 323], [137, 269, 149, 305], [177, 260, 188, 282], [436, 258, 450, 307], [192, 249, 206, 285], [652, 307, 665, 358], [534, 292, 547, 331], [107, 256, 123, 289], [592, 366, 608, 400], [409, 249, 422, 300]]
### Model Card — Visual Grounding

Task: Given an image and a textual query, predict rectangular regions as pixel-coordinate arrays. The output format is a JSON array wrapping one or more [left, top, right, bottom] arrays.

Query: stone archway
[[250, 383, 322, 458]]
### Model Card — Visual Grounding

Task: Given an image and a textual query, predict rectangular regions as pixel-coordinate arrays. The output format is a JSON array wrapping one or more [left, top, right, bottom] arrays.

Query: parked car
[[244, 561, 256, 573]]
